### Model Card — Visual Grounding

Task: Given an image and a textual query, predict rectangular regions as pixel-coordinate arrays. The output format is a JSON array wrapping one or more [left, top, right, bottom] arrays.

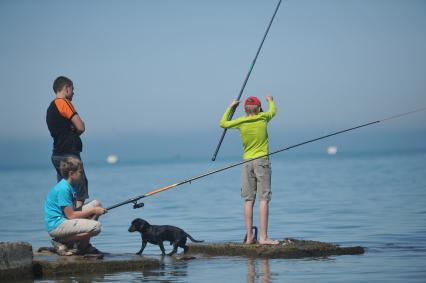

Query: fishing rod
[[211, 0, 283, 161], [106, 107, 426, 211]]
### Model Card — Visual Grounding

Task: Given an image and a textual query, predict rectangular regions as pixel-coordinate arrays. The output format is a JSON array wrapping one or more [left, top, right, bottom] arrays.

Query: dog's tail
[[186, 233, 204, 243]]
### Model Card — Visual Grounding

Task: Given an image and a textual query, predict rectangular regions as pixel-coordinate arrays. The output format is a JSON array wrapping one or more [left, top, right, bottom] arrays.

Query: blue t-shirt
[[44, 179, 76, 232]]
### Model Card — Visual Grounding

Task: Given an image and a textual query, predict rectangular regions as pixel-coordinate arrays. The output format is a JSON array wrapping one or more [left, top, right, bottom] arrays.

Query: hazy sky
[[0, 0, 425, 163]]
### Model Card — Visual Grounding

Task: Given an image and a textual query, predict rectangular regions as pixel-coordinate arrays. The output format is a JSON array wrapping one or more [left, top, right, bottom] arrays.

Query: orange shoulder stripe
[[54, 98, 77, 120]]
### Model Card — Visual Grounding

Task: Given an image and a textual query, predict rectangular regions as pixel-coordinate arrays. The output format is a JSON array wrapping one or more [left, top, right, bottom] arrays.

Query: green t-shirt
[[220, 100, 276, 159]]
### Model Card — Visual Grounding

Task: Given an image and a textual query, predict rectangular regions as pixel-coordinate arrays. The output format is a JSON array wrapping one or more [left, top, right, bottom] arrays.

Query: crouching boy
[[44, 156, 106, 255]]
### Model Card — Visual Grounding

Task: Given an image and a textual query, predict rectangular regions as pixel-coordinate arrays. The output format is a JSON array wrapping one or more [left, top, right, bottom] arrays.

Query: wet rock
[[0, 242, 33, 280], [178, 256, 197, 261], [33, 251, 161, 278], [188, 238, 365, 259]]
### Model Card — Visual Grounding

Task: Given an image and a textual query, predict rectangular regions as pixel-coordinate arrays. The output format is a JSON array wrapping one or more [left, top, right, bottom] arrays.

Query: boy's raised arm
[[220, 101, 242, 129], [263, 96, 276, 121]]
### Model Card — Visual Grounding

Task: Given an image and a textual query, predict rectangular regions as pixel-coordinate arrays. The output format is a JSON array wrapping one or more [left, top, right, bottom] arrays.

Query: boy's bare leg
[[244, 200, 255, 244], [259, 200, 279, 244], [82, 200, 102, 220], [75, 200, 84, 210]]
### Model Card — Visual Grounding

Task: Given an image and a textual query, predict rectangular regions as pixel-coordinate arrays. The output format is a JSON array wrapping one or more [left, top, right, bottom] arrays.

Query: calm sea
[[1, 150, 425, 282]]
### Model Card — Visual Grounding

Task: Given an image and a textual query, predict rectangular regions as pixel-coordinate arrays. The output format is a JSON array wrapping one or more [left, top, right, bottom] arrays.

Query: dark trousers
[[51, 153, 89, 202]]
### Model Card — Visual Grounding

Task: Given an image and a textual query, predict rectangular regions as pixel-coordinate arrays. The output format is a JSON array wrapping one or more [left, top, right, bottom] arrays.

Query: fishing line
[[106, 107, 426, 211], [380, 107, 426, 122]]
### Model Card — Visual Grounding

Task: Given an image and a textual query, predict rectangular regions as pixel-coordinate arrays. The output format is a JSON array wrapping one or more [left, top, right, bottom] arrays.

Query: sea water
[[1, 150, 425, 282]]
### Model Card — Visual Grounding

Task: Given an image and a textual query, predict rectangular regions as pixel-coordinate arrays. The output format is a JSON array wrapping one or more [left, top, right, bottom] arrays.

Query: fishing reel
[[132, 201, 145, 209]]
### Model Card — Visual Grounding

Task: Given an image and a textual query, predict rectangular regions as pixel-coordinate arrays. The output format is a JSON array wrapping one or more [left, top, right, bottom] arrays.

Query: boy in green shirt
[[220, 95, 278, 245]]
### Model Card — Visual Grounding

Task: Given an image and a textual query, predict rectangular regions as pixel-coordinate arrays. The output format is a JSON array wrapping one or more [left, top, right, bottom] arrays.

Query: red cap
[[245, 96, 261, 107]]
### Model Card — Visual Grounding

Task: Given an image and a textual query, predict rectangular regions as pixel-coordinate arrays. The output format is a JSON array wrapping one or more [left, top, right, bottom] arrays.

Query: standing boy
[[46, 76, 88, 208], [220, 95, 279, 245], [44, 156, 106, 255]]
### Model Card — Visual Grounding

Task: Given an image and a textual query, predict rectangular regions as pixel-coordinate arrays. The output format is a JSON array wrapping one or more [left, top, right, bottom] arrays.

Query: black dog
[[128, 218, 204, 256]]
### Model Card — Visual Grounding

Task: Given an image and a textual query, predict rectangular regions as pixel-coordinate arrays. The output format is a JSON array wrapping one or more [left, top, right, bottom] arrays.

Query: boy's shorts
[[48, 200, 101, 241], [241, 158, 272, 202]]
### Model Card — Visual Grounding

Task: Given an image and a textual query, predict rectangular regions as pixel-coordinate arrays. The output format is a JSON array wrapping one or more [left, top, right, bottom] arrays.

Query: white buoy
[[327, 146, 338, 155], [106, 154, 119, 164]]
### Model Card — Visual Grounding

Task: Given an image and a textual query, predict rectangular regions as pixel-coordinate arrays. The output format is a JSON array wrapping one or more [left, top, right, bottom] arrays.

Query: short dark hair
[[53, 76, 73, 94], [59, 157, 82, 179]]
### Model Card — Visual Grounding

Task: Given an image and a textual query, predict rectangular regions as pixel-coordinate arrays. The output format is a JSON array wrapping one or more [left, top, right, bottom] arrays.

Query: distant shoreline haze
[[0, 128, 425, 169]]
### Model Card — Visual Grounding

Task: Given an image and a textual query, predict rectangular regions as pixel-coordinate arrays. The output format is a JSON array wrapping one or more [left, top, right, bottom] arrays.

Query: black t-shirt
[[46, 98, 83, 155]]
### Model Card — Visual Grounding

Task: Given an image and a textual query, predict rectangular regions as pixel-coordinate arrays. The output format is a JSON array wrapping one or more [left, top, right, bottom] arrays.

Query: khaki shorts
[[241, 158, 272, 202], [49, 200, 102, 241]]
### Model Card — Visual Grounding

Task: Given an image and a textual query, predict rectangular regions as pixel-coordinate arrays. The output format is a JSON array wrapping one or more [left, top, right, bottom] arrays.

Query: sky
[[0, 0, 425, 166]]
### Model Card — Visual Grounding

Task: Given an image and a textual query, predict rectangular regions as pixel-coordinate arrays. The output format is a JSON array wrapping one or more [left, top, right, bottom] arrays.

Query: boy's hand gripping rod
[[106, 107, 426, 211]]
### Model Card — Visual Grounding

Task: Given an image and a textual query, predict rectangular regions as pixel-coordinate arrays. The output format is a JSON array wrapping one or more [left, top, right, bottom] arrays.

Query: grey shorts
[[241, 158, 272, 202], [48, 200, 102, 241], [51, 153, 89, 201]]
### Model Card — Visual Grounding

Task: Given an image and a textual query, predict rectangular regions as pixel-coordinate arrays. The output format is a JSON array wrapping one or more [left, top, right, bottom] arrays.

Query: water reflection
[[39, 256, 192, 283], [246, 257, 271, 283], [43, 273, 107, 283], [130, 255, 191, 282]]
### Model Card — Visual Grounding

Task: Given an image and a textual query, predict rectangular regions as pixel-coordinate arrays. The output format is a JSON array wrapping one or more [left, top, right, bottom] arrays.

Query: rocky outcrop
[[0, 242, 33, 280], [188, 238, 365, 258]]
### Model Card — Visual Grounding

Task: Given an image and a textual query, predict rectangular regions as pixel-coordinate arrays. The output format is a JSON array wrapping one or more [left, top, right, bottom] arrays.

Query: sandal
[[51, 240, 75, 256], [76, 243, 103, 255]]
